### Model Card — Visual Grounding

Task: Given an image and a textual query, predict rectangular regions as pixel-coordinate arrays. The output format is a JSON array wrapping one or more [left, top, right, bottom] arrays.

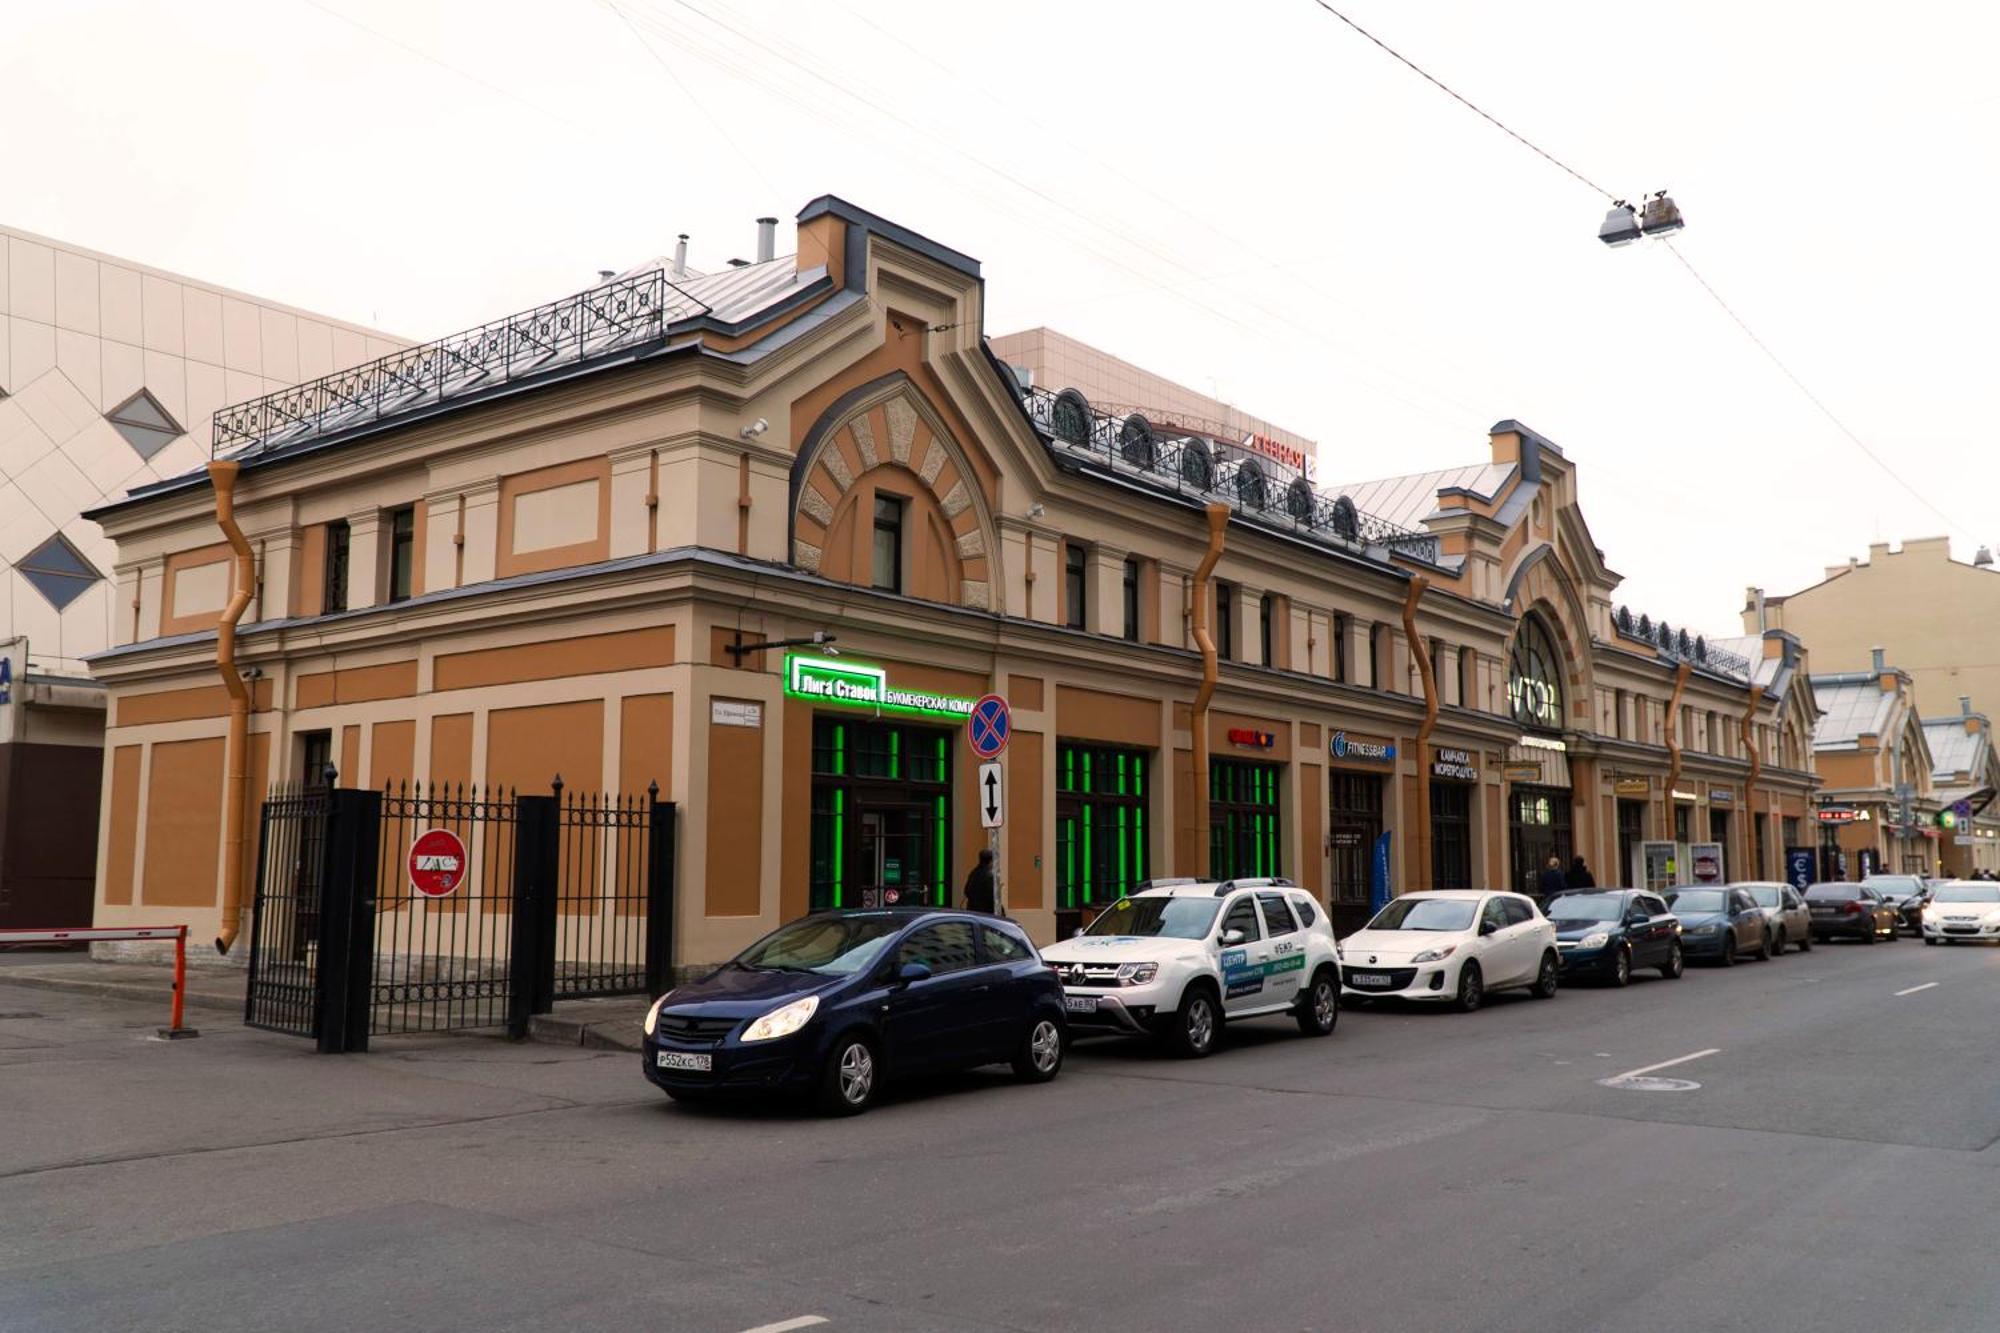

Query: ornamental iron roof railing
[[1612, 605, 1753, 680], [211, 269, 711, 459], [1022, 385, 1441, 564]]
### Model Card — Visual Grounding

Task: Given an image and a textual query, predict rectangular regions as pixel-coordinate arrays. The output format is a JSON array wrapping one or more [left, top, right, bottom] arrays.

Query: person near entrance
[[1537, 856, 1569, 901], [1566, 856, 1596, 889], [962, 848, 997, 915]]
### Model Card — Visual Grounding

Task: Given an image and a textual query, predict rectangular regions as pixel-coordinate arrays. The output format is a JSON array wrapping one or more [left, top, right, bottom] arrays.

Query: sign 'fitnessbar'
[[784, 654, 978, 721]]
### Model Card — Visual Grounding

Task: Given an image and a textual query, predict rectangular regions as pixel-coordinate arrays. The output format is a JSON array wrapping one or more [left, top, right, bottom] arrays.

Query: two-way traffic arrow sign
[[978, 761, 1003, 829]]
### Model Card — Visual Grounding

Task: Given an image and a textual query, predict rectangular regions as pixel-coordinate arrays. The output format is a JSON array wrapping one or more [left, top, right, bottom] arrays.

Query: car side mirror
[[1627, 913, 1649, 926], [895, 961, 932, 985], [1219, 929, 1247, 947], [1478, 920, 1498, 937]]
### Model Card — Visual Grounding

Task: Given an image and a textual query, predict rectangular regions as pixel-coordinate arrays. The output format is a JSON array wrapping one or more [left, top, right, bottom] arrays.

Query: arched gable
[[1504, 543, 1595, 732], [789, 371, 1001, 610]]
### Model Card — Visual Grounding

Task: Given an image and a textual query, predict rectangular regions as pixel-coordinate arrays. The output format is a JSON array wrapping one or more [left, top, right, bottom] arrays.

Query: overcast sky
[[7, 0, 1996, 634]]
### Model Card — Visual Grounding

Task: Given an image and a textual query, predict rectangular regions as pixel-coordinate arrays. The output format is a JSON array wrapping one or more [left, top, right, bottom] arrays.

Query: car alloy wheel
[[1297, 971, 1338, 1036], [838, 1042, 875, 1105], [1772, 928, 1787, 957], [1185, 994, 1215, 1054], [1610, 947, 1631, 988], [1454, 962, 1483, 1013], [1012, 1017, 1063, 1082], [1530, 951, 1559, 999], [1718, 932, 1736, 966], [1661, 942, 1684, 979]]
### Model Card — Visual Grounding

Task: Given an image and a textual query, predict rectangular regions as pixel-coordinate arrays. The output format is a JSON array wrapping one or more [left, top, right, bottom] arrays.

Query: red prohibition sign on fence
[[409, 827, 468, 898]]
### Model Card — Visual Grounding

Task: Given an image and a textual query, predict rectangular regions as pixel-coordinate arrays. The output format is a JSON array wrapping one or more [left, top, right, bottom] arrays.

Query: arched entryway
[[1507, 614, 1574, 898]]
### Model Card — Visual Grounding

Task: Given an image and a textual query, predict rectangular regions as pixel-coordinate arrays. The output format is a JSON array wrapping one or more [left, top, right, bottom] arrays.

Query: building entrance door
[[1509, 784, 1573, 900], [1617, 799, 1646, 889], [857, 804, 936, 908]]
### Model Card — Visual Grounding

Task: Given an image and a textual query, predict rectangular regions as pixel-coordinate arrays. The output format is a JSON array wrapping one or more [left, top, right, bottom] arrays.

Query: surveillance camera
[[740, 418, 770, 439], [822, 645, 841, 657]]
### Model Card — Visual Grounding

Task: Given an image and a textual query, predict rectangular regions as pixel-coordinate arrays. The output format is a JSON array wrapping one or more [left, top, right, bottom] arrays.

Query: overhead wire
[[614, 0, 1494, 445], [1660, 239, 1977, 541], [1302, 0, 1615, 201], [1303, 0, 1977, 542], [599, 0, 781, 197]]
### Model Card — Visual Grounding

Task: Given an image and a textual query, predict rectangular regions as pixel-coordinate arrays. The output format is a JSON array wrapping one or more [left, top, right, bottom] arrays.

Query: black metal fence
[[245, 779, 676, 1053]]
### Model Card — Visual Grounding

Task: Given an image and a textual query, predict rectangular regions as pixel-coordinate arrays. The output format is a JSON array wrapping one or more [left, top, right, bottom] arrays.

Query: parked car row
[[638, 871, 1987, 1115]]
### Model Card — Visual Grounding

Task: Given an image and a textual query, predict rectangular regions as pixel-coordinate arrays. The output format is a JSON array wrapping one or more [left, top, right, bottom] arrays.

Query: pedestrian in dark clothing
[[1566, 856, 1596, 889], [962, 848, 996, 914], [1537, 856, 1569, 901]]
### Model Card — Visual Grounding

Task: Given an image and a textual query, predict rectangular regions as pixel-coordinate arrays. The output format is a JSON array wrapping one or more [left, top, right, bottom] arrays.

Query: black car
[[1546, 889, 1684, 985], [1862, 874, 1929, 934], [1803, 881, 1900, 943], [642, 909, 1066, 1115]]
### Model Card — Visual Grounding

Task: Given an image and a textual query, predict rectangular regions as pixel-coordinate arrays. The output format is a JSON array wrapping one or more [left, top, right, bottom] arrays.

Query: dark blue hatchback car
[[642, 908, 1066, 1115], [1546, 889, 1684, 985]]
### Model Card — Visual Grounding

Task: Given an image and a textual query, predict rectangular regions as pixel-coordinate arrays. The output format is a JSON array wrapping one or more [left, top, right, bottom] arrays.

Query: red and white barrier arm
[[0, 924, 198, 1038]]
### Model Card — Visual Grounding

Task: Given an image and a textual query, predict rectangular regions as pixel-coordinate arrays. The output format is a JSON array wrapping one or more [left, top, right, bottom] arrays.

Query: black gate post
[[645, 791, 677, 996], [242, 794, 274, 1027], [507, 788, 561, 1039], [314, 787, 382, 1054]]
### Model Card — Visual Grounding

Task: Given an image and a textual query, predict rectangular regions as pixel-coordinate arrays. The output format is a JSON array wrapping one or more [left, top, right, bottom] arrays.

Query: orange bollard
[[158, 925, 200, 1040]]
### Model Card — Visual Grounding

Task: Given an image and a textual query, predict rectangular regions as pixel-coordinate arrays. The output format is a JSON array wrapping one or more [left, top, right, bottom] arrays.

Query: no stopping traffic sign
[[969, 694, 1011, 759]]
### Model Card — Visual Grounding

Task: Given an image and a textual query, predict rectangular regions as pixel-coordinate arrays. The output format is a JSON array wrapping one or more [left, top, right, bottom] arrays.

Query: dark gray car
[[1736, 881, 1813, 955]]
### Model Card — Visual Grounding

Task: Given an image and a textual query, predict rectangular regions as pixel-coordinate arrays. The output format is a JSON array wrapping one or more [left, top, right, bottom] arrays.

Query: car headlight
[[1985, 911, 2000, 926], [1578, 932, 1610, 950], [1115, 962, 1158, 985], [1687, 923, 1720, 935], [1410, 944, 1457, 964], [741, 995, 819, 1043], [642, 992, 674, 1036]]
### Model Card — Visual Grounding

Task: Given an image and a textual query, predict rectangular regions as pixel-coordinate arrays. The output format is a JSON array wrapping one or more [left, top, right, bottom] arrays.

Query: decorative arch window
[[1507, 615, 1566, 734]]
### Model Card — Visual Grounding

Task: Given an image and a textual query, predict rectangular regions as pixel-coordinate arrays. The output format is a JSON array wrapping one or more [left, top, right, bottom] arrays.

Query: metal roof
[[1809, 674, 1899, 749], [1923, 717, 1988, 779], [1321, 462, 1514, 531]]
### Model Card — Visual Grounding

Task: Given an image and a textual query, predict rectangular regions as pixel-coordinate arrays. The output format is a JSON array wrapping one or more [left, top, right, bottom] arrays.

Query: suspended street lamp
[[1599, 190, 1685, 246]]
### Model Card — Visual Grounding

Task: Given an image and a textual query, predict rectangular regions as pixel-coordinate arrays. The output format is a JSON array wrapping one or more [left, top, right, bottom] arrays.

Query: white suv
[[1038, 878, 1343, 1058]]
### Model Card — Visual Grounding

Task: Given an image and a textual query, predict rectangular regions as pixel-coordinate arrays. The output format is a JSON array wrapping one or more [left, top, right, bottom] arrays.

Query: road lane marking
[[1608, 1047, 1721, 1082], [1894, 982, 1940, 996], [739, 1318, 830, 1333]]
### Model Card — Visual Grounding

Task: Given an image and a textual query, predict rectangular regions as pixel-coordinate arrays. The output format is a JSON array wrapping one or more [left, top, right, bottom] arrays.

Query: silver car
[[1734, 881, 1813, 955]]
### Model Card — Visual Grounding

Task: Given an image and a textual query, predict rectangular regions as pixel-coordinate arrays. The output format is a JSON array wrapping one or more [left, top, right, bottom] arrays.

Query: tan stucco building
[[1753, 537, 2000, 719], [82, 196, 1820, 972]]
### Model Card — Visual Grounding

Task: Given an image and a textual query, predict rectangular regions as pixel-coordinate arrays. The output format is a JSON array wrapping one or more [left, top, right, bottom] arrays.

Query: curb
[[0, 972, 244, 1015], [526, 1012, 642, 1053]]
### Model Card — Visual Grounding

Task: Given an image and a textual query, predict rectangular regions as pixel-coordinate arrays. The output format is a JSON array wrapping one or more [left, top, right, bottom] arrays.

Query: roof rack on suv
[[1135, 877, 1200, 890], [1214, 877, 1298, 895]]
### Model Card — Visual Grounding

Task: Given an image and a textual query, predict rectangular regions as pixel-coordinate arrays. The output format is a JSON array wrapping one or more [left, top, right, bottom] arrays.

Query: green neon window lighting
[[934, 795, 947, 904], [833, 723, 846, 776], [1115, 805, 1128, 889], [889, 728, 901, 780], [832, 789, 846, 907], [1083, 804, 1094, 897]]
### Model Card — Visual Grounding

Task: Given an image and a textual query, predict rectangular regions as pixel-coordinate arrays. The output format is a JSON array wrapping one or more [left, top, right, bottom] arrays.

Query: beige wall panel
[[431, 713, 474, 790], [1055, 685, 1161, 749], [705, 717, 763, 917], [115, 678, 272, 726], [619, 694, 673, 796], [510, 478, 601, 554], [295, 661, 419, 710], [486, 700, 604, 797], [371, 720, 416, 790], [140, 737, 224, 908], [433, 626, 676, 692], [339, 726, 361, 787], [494, 458, 611, 577], [102, 745, 142, 906], [1006, 730, 1044, 910]]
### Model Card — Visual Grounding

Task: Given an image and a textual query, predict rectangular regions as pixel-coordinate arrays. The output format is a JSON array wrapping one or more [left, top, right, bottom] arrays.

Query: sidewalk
[[526, 995, 647, 1052], [0, 954, 246, 1015]]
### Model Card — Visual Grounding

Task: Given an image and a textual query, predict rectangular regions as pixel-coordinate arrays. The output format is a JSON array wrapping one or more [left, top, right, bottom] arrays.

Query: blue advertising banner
[[1784, 848, 1816, 892], [1370, 830, 1393, 912]]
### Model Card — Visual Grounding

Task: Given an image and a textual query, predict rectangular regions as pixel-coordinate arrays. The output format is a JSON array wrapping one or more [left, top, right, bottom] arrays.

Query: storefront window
[[1055, 743, 1149, 908], [1431, 781, 1472, 889], [1617, 799, 1645, 889], [1710, 809, 1731, 881], [1211, 758, 1280, 880], [809, 716, 950, 911], [1507, 615, 1565, 733], [1675, 803, 1691, 845]]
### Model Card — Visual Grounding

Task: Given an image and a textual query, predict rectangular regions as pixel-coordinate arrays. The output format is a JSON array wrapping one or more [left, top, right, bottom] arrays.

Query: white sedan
[[1921, 880, 2000, 944], [1340, 889, 1560, 1012]]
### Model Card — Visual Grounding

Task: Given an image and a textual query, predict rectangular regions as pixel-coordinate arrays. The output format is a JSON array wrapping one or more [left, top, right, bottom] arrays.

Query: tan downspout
[[1401, 577, 1436, 890], [1740, 684, 1764, 876], [1662, 661, 1693, 841], [1188, 504, 1230, 875], [210, 460, 255, 954]]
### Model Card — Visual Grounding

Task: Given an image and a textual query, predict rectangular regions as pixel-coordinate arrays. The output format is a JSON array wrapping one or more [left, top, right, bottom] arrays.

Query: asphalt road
[[3, 936, 1998, 1333]]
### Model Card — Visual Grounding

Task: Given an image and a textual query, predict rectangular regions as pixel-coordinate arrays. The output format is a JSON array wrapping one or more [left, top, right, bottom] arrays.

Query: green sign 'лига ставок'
[[784, 654, 978, 720]]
